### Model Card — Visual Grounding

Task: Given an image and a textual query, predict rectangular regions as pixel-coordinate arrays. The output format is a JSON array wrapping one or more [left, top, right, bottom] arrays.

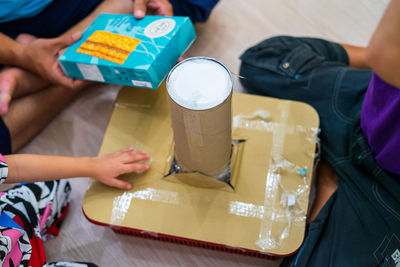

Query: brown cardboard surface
[[167, 92, 232, 177], [164, 139, 244, 191], [166, 58, 233, 178], [82, 83, 319, 256]]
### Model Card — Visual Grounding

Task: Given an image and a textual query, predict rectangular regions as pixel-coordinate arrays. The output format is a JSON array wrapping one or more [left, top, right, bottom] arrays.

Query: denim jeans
[[240, 36, 400, 267]]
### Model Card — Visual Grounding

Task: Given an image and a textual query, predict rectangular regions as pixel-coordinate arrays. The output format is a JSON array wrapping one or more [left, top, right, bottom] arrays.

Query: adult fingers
[[52, 32, 82, 50], [52, 73, 78, 89], [53, 62, 86, 89], [51, 68, 79, 88], [147, 0, 173, 16], [69, 79, 89, 90], [134, 0, 148, 19]]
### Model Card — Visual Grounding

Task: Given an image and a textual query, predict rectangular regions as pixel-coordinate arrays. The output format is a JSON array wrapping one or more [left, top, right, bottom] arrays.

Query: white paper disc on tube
[[167, 57, 232, 110]]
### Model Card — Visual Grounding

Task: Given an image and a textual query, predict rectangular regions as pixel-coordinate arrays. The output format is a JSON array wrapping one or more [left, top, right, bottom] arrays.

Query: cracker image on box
[[59, 14, 196, 88], [77, 31, 141, 65]]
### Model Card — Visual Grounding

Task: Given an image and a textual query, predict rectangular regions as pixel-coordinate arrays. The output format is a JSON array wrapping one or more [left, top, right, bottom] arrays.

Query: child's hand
[[91, 148, 151, 189]]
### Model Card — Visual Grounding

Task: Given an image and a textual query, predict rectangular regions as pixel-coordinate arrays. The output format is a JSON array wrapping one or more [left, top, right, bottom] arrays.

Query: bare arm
[[0, 0, 134, 89], [340, 44, 369, 69], [366, 0, 400, 87], [0, 33, 24, 67], [4, 148, 151, 189], [0, 31, 85, 88]]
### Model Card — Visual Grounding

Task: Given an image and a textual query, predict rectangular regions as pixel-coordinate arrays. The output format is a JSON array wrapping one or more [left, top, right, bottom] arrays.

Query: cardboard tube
[[167, 57, 233, 178]]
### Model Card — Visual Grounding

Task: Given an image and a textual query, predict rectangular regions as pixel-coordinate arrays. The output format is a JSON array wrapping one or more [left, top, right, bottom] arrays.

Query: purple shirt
[[361, 73, 400, 176]]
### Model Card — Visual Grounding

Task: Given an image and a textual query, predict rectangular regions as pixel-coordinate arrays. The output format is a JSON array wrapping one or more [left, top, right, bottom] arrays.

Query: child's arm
[[4, 147, 150, 189], [366, 0, 400, 87], [339, 44, 369, 69]]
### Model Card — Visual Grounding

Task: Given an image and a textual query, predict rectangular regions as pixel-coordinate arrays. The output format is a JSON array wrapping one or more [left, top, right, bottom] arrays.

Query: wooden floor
[[19, 0, 387, 266]]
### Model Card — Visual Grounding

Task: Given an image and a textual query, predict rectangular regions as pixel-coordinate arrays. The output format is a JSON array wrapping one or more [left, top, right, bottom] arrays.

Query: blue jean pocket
[[240, 36, 325, 79], [278, 43, 324, 78], [331, 68, 371, 123]]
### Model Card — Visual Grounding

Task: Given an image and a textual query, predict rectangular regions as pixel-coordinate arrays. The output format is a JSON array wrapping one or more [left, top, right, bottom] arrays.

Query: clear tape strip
[[110, 186, 309, 226], [110, 188, 181, 225], [233, 112, 319, 144], [254, 104, 315, 251], [109, 107, 317, 250], [110, 192, 134, 225], [257, 102, 291, 251], [229, 201, 306, 222]]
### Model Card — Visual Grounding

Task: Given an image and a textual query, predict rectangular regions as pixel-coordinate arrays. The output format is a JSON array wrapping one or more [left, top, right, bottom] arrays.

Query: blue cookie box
[[58, 14, 196, 89]]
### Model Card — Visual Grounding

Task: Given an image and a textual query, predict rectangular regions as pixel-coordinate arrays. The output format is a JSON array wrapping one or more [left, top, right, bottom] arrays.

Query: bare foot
[[0, 68, 50, 115], [0, 75, 12, 115], [0, 34, 51, 115]]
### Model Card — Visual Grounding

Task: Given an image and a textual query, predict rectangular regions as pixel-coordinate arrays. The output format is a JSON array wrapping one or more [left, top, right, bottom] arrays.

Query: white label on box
[[132, 80, 152, 88], [144, 18, 176, 38], [77, 63, 105, 82]]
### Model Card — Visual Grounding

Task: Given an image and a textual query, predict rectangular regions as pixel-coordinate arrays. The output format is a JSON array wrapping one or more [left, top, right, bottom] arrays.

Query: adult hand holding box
[[58, 14, 196, 89]]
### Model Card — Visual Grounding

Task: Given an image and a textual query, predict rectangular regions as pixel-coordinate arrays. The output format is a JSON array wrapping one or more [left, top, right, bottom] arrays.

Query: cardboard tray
[[82, 83, 319, 257]]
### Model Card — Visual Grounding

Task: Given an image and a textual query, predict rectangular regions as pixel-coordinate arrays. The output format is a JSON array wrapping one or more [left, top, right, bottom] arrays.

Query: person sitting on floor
[[0, 147, 150, 266], [0, 0, 220, 155], [239, 0, 400, 266]]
